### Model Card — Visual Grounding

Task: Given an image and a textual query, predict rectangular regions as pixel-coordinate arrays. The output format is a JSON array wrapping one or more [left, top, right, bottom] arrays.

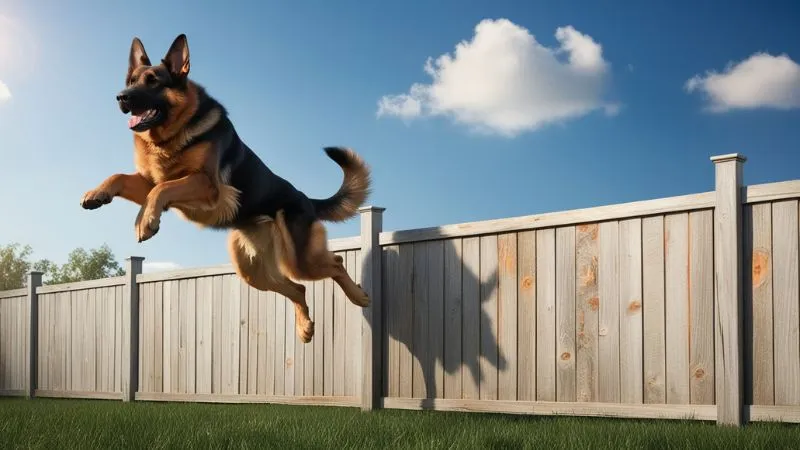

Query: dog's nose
[[116, 93, 129, 102]]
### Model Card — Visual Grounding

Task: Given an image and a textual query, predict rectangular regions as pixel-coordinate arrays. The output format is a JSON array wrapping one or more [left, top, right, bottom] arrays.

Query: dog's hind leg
[[274, 212, 370, 307], [227, 225, 315, 343]]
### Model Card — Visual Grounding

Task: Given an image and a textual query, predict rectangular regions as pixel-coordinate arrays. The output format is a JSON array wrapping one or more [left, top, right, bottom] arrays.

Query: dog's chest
[[135, 144, 185, 184], [135, 136, 210, 184]]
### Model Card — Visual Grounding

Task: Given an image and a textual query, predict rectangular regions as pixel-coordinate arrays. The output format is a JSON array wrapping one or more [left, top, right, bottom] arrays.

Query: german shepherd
[[80, 34, 372, 344]]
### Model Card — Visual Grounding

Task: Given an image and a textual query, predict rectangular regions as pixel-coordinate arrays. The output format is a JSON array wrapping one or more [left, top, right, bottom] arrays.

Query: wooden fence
[[1, 153, 799, 427]]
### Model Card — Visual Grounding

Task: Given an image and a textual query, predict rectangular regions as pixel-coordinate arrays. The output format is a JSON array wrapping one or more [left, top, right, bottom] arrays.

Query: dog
[[80, 34, 372, 344]]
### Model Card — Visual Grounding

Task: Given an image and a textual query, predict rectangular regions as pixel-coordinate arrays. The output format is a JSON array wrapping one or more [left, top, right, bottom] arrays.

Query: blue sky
[[1, 0, 799, 272]]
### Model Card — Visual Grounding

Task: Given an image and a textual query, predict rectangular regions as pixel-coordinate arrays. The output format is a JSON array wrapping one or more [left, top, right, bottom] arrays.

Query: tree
[[0, 242, 125, 289], [0, 243, 42, 290], [36, 244, 125, 285]]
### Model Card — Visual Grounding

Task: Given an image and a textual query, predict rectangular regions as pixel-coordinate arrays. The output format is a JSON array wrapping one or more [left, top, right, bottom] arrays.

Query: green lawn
[[0, 398, 797, 449]]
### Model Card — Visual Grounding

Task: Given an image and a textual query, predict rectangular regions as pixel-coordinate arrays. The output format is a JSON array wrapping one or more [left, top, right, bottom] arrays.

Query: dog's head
[[116, 34, 192, 133]]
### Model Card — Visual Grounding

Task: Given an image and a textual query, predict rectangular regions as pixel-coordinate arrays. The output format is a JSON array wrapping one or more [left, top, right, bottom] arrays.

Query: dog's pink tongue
[[128, 114, 142, 129]]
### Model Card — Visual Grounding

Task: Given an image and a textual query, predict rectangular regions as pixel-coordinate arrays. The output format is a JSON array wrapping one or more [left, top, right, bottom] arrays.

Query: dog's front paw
[[81, 190, 112, 210], [135, 207, 161, 243]]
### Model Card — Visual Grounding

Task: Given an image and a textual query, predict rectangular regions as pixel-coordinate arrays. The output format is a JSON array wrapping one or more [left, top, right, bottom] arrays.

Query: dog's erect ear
[[162, 34, 190, 80], [127, 37, 151, 82]]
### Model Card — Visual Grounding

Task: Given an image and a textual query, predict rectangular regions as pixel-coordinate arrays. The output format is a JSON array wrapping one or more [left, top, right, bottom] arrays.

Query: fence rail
[[2, 153, 800, 427]]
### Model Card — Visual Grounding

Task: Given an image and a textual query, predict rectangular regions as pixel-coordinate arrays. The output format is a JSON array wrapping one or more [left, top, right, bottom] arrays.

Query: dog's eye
[[145, 73, 158, 87], [128, 76, 136, 85]]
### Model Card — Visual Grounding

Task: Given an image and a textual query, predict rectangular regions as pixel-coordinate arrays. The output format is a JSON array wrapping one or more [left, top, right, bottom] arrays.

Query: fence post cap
[[710, 153, 747, 163], [126, 256, 146, 262], [358, 205, 386, 213]]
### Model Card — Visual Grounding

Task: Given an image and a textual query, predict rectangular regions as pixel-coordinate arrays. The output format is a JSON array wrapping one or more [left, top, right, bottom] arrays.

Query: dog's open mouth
[[128, 108, 162, 131]]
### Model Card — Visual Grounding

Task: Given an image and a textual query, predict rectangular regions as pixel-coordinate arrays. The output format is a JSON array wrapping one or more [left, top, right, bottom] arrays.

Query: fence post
[[121, 256, 144, 402], [711, 153, 746, 427], [359, 205, 385, 411], [25, 271, 43, 399]]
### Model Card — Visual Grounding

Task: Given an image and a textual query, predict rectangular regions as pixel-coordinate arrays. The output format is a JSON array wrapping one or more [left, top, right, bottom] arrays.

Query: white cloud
[[376, 19, 619, 137], [0, 80, 10, 103], [685, 52, 800, 112], [142, 261, 182, 273]]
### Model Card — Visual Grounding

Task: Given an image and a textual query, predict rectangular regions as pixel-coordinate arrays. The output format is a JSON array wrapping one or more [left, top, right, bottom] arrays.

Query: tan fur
[[227, 222, 314, 343], [81, 172, 154, 207], [273, 212, 370, 307]]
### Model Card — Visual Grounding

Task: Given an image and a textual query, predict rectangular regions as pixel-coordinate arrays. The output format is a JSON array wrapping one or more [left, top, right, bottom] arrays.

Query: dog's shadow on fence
[[378, 238, 507, 399]]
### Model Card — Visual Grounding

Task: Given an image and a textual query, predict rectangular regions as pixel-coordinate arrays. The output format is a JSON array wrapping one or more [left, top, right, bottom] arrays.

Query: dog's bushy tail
[[311, 147, 371, 222]]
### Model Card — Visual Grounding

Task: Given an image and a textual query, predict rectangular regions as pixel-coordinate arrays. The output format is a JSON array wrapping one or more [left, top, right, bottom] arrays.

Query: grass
[[0, 398, 798, 449]]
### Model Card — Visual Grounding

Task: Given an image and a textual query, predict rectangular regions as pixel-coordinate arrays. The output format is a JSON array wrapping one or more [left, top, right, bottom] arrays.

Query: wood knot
[[588, 296, 600, 311], [560, 352, 571, 361], [581, 266, 597, 287], [694, 368, 705, 379], [286, 358, 293, 368], [521, 275, 534, 290], [752, 249, 770, 288], [627, 300, 642, 314]]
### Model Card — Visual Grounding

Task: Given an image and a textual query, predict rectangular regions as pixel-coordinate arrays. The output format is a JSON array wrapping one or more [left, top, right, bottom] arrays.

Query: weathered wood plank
[[284, 279, 295, 396], [212, 275, 223, 394], [749, 203, 774, 405], [536, 229, 556, 402], [618, 218, 643, 404], [196, 277, 212, 394], [344, 251, 358, 397], [428, 241, 446, 399], [168, 281, 180, 394], [64, 291, 71, 391], [556, 226, 577, 402], [379, 192, 715, 245], [383, 246, 399, 397], [689, 210, 714, 405], [154, 283, 164, 393], [745, 180, 800, 204], [247, 286, 259, 396], [381, 398, 717, 421], [274, 290, 286, 396], [161, 282, 171, 394], [480, 235, 499, 401], [115, 285, 123, 393], [517, 231, 536, 401], [228, 275, 241, 395], [443, 239, 463, 400], [136, 391, 359, 407], [665, 213, 690, 405], [411, 242, 430, 398], [642, 216, 666, 404], [177, 279, 188, 394], [598, 221, 620, 403], [772, 200, 800, 406], [497, 233, 517, 401], [257, 289, 270, 396], [397, 244, 415, 398], [313, 279, 324, 396], [36, 276, 125, 294], [461, 237, 481, 400], [304, 282, 314, 396], [576, 224, 600, 402], [264, 290, 275, 396], [332, 253, 346, 396]]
